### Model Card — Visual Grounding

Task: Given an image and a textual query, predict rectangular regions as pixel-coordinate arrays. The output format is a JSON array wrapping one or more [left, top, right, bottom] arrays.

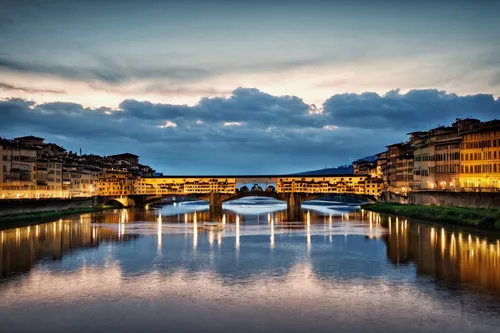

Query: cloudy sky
[[1, 0, 500, 174]]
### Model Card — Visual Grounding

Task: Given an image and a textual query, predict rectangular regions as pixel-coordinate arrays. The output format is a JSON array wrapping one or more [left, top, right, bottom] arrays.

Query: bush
[[364, 203, 500, 230]]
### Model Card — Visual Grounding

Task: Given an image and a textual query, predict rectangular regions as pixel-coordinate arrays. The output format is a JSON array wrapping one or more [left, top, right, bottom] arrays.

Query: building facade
[[459, 121, 500, 189], [0, 139, 38, 198], [409, 132, 430, 190], [429, 126, 461, 190], [386, 143, 414, 194]]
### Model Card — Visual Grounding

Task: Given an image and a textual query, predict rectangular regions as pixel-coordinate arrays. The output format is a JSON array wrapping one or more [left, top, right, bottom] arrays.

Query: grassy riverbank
[[363, 203, 500, 230], [0, 205, 119, 226]]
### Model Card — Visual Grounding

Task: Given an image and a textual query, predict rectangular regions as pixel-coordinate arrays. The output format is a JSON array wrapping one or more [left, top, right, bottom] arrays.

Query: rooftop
[[108, 153, 139, 159], [14, 135, 45, 141]]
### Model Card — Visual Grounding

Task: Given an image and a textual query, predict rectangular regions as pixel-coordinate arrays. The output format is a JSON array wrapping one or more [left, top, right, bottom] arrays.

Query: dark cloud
[[0, 56, 212, 85], [0, 82, 65, 94], [1, 88, 499, 174], [323, 89, 500, 131]]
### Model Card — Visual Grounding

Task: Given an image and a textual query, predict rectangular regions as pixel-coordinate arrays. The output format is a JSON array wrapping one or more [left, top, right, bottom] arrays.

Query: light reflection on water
[[0, 197, 500, 333]]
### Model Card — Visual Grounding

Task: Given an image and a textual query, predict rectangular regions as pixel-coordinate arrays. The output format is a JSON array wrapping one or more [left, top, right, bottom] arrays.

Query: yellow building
[[459, 121, 500, 189], [276, 175, 380, 195], [98, 175, 135, 196], [362, 177, 383, 195], [0, 139, 39, 198], [132, 177, 237, 195]]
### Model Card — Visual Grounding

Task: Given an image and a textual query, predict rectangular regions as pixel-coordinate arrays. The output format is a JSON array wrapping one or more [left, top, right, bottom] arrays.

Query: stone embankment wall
[[380, 190, 500, 209], [0, 198, 96, 217], [408, 191, 500, 209], [378, 191, 409, 205]]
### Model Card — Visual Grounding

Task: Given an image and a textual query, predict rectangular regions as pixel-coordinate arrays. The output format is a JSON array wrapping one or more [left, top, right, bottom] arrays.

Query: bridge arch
[[221, 190, 279, 202], [266, 185, 276, 192], [98, 196, 134, 207], [300, 193, 376, 204]]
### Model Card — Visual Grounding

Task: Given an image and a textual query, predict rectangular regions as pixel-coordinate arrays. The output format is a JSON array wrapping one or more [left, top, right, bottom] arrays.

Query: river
[[1, 197, 499, 332]]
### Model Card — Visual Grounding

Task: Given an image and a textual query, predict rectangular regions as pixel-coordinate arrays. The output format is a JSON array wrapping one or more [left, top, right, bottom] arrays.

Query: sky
[[1, 0, 500, 174]]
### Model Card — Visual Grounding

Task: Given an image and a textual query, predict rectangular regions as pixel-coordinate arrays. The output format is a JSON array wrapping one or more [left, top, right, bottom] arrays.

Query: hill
[[290, 165, 354, 176]]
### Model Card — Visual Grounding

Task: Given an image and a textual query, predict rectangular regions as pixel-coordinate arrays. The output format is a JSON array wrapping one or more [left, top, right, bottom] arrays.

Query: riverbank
[[363, 203, 500, 230], [0, 205, 118, 229]]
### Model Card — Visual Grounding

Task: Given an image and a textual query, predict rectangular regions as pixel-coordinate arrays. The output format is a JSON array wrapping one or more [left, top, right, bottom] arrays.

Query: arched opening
[[265, 185, 276, 192], [302, 194, 369, 205], [103, 199, 125, 208], [240, 186, 250, 193], [251, 184, 263, 191]]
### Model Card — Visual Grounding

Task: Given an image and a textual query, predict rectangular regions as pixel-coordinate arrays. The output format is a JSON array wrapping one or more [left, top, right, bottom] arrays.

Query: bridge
[[97, 174, 382, 221]]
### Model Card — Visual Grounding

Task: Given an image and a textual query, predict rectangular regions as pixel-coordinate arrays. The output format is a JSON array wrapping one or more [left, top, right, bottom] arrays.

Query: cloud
[[157, 121, 177, 128], [0, 82, 65, 94], [0, 56, 212, 85], [323, 89, 500, 131], [1, 88, 499, 174]]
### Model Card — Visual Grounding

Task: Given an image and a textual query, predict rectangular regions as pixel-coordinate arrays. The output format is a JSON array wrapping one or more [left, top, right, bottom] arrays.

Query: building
[[459, 120, 500, 190], [408, 131, 430, 190], [35, 158, 63, 197], [108, 153, 140, 165], [63, 165, 102, 197], [428, 126, 461, 190], [13, 136, 45, 145], [375, 151, 389, 188], [352, 160, 379, 178], [0, 139, 39, 198], [362, 177, 384, 196], [386, 143, 414, 194], [99, 173, 135, 196]]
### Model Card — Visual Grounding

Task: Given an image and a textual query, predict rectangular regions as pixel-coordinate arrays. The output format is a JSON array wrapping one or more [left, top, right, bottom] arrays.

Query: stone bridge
[[97, 191, 376, 221]]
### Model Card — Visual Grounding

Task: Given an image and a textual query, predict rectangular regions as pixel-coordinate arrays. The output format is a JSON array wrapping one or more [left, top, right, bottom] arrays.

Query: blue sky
[[1, 0, 499, 174]]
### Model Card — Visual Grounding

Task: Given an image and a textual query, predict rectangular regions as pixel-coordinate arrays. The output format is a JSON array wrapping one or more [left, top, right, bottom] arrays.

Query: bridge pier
[[280, 193, 307, 222], [209, 192, 223, 222]]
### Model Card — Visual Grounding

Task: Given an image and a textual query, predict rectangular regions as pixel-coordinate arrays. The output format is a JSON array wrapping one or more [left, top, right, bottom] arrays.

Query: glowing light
[[306, 211, 311, 254], [235, 214, 240, 251], [208, 231, 214, 246], [441, 228, 446, 256], [193, 220, 198, 250], [157, 213, 162, 251], [270, 216, 275, 249]]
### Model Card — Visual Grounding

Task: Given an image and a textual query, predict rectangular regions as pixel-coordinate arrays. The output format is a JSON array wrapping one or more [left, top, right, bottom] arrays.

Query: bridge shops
[[97, 175, 383, 198]]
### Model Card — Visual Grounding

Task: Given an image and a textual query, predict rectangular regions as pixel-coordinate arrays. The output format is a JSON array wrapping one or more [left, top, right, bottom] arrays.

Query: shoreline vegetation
[[363, 203, 500, 230], [0, 205, 119, 228]]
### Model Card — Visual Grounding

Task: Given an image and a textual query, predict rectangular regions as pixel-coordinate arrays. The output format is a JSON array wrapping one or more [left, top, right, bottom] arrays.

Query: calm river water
[[1, 197, 500, 333]]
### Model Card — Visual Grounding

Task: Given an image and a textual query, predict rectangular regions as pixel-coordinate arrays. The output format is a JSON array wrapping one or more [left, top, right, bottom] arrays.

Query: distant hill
[[353, 155, 377, 163], [290, 165, 354, 176], [291, 154, 378, 176]]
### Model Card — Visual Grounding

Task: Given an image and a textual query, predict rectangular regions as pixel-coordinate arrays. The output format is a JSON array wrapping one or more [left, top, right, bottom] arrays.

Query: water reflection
[[383, 215, 500, 295], [1, 198, 500, 332], [0, 215, 134, 279]]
